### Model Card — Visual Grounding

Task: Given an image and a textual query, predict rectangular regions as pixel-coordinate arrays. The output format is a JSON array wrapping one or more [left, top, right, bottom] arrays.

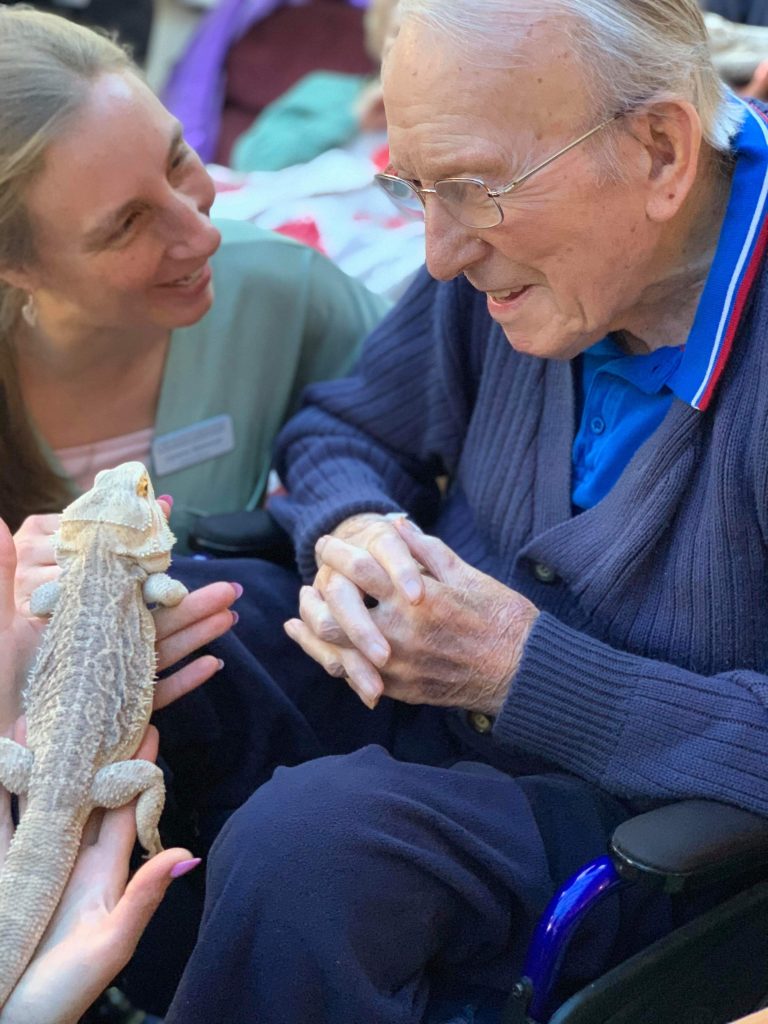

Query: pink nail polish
[[230, 582, 244, 599], [231, 610, 239, 626], [158, 494, 174, 509], [170, 857, 202, 879]]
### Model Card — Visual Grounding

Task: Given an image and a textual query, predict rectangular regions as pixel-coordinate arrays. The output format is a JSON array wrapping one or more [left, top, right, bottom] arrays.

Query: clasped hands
[[284, 514, 540, 715]]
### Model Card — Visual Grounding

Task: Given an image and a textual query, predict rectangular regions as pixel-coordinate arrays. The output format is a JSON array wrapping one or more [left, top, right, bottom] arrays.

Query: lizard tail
[[0, 804, 86, 1006]]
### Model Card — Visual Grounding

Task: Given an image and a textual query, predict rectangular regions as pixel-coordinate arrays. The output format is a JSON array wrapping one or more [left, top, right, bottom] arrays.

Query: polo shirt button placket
[[532, 562, 558, 584], [468, 711, 494, 735]]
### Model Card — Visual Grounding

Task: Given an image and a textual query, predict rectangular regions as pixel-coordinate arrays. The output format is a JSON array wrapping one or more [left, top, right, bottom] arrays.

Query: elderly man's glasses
[[374, 114, 621, 229]]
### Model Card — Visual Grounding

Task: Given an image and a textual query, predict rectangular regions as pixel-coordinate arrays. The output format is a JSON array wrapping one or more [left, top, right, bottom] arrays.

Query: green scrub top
[[46, 219, 390, 551]]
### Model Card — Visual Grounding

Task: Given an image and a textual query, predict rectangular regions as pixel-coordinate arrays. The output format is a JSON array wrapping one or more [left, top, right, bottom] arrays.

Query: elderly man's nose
[[424, 202, 483, 282]]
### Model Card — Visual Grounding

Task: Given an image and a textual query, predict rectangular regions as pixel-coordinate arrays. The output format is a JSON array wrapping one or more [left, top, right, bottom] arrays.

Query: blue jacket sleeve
[[496, 612, 768, 816]]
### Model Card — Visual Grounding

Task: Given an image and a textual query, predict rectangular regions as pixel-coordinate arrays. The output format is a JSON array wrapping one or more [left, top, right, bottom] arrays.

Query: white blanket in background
[[209, 141, 426, 301]]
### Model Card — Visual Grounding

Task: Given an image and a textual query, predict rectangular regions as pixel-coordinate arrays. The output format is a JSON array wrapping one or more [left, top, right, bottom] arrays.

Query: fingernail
[[358, 679, 381, 702], [362, 690, 381, 710], [216, 658, 225, 671], [370, 643, 389, 666], [392, 515, 421, 533], [231, 610, 239, 626], [315, 535, 328, 554], [230, 582, 244, 600], [404, 579, 422, 602], [158, 494, 174, 509], [170, 857, 202, 879]]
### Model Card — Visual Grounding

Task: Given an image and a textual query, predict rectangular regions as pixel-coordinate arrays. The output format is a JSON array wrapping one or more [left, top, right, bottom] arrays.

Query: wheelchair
[[427, 799, 768, 1024], [188, 509, 768, 1024]]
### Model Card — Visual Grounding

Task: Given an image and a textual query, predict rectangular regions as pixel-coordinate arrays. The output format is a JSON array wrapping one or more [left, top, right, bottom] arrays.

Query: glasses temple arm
[[491, 114, 622, 197]]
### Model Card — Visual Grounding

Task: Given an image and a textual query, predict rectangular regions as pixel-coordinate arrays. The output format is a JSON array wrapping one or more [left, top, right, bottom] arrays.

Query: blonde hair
[[0, 6, 133, 529], [396, 0, 744, 153]]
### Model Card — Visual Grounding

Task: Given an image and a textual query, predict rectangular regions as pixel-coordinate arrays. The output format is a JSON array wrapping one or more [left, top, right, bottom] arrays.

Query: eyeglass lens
[[376, 175, 503, 229], [435, 180, 502, 229], [378, 180, 422, 220]]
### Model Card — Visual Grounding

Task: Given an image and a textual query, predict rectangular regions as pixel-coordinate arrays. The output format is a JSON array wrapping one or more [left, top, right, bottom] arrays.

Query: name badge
[[152, 414, 235, 476]]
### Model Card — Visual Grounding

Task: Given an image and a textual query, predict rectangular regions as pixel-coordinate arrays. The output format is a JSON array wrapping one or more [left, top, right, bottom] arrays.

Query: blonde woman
[[0, 7, 388, 550]]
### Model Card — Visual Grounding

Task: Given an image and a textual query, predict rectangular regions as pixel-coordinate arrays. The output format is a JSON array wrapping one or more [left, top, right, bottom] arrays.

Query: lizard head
[[56, 461, 177, 569]]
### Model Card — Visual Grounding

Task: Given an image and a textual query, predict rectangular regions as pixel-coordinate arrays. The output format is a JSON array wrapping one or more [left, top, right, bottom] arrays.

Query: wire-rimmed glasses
[[374, 114, 622, 229]]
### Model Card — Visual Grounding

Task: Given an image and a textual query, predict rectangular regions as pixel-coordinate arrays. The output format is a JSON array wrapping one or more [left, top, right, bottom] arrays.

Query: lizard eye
[[137, 475, 149, 498]]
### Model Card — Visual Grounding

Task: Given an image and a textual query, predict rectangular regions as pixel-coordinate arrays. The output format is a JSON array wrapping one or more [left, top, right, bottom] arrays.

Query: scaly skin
[[0, 463, 187, 1006]]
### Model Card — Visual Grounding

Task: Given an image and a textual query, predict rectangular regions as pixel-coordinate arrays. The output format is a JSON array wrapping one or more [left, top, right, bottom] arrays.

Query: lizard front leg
[[29, 579, 61, 618], [90, 760, 165, 857], [143, 573, 188, 607], [0, 739, 33, 798]]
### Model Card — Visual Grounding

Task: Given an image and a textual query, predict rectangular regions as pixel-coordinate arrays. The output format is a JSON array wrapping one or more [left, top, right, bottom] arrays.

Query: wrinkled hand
[[319, 513, 427, 601], [0, 725, 198, 1024], [731, 1011, 768, 1024], [8, 509, 240, 726], [285, 516, 539, 714], [287, 511, 424, 698]]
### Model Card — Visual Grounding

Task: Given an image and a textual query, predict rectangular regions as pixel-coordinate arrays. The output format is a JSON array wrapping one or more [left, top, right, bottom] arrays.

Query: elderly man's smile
[[485, 285, 532, 311]]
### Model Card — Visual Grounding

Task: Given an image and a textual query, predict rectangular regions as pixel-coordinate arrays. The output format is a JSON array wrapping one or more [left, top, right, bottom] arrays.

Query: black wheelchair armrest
[[188, 509, 295, 565], [610, 799, 768, 892]]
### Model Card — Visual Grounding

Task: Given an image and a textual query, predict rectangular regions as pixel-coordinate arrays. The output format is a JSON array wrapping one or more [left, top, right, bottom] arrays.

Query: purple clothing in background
[[162, 0, 370, 163]]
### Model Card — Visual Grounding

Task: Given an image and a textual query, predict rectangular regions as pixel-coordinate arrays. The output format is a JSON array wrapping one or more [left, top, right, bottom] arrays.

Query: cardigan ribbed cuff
[[494, 612, 635, 785]]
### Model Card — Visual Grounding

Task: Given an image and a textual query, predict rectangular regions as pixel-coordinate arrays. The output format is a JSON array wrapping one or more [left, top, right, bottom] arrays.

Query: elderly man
[[128, 0, 768, 1020]]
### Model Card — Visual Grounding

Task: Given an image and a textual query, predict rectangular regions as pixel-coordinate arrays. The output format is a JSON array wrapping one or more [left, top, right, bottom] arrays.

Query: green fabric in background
[[231, 70, 368, 172]]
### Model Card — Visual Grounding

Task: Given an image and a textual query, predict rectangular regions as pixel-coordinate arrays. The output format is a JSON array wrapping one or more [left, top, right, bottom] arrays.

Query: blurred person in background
[[0, 0, 154, 62]]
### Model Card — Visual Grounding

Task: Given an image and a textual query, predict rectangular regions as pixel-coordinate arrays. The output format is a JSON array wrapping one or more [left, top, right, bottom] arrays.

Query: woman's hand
[[12, 514, 61, 621], [0, 726, 199, 1024], [285, 516, 539, 713], [9, 510, 241, 720], [0, 520, 49, 731]]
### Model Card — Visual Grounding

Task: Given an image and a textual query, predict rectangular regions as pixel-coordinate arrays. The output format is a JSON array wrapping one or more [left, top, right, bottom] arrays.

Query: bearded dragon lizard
[[0, 461, 188, 1006]]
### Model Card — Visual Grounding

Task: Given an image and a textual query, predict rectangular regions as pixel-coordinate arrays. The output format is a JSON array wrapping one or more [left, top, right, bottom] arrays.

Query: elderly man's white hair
[[396, 0, 744, 153]]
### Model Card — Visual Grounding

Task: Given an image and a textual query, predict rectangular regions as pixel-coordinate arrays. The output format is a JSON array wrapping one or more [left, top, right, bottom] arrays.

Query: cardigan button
[[468, 711, 494, 735], [532, 562, 558, 584]]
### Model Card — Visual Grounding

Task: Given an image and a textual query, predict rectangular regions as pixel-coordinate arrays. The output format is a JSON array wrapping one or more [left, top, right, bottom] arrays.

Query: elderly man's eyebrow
[[82, 122, 185, 247]]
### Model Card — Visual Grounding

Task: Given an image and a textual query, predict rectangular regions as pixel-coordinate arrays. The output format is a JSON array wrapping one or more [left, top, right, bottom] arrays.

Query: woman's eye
[[108, 210, 142, 244], [118, 211, 141, 236]]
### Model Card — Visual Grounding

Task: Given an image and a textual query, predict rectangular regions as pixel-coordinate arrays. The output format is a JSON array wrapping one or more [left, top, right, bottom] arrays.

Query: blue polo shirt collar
[[671, 96, 768, 410]]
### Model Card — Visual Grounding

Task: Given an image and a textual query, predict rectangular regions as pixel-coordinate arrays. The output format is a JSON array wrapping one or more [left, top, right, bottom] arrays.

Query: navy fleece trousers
[[128, 557, 646, 1023]]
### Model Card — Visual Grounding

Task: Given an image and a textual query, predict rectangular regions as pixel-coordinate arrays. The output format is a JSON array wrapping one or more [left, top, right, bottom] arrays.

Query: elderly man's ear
[[629, 101, 703, 224]]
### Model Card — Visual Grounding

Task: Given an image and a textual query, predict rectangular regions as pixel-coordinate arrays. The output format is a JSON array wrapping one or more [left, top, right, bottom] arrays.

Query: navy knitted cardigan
[[273, 265, 768, 817]]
